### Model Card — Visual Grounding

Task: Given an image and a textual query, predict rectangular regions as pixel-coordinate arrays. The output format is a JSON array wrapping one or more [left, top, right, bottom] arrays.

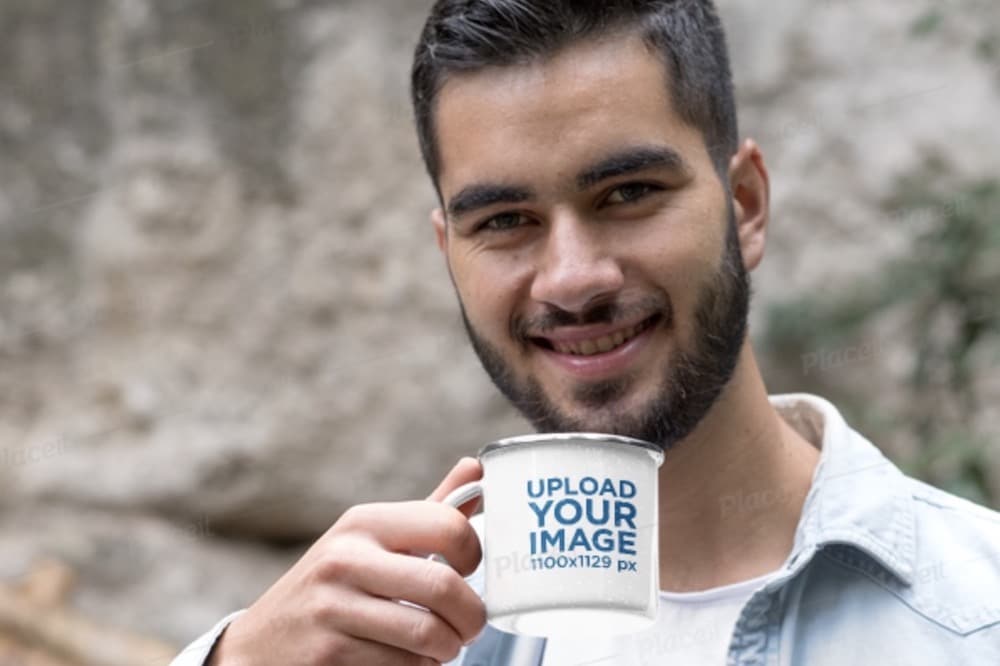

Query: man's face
[[431, 35, 750, 450]]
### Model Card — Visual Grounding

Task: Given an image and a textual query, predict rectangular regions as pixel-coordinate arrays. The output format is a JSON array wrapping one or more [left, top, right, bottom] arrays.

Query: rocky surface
[[0, 0, 997, 648]]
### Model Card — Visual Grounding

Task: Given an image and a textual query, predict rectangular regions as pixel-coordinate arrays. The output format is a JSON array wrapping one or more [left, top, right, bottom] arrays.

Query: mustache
[[512, 294, 671, 340]]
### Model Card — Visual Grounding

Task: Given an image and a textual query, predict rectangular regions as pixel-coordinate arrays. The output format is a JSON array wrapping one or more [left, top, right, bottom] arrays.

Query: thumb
[[428, 456, 483, 517]]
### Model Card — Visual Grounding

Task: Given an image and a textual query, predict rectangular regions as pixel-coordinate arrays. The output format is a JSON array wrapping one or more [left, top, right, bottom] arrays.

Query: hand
[[208, 458, 486, 665]]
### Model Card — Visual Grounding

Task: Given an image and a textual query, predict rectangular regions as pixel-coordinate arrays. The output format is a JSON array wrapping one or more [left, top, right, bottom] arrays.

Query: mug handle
[[440, 480, 483, 510], [429, 481, 484, 565]]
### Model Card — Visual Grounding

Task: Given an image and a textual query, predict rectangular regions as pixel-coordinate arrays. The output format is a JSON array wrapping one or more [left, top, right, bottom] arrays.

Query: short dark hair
[[411, 0, 739, 194]]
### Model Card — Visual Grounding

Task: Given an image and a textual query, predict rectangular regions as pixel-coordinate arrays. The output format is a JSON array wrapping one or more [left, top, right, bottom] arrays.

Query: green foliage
[[900, 428, 993, 507], [976, 33, 999, 61], [762, 166, 1000, 508], [910, 9, 944, 37]]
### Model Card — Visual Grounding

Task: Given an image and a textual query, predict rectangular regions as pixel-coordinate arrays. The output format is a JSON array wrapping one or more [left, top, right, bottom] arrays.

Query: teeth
[[595, 335, 615, 353], [550, 321, 649, 356]]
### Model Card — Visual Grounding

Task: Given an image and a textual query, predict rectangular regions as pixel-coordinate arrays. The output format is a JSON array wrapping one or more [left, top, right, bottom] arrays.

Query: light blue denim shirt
[[172, 393, 1000, 665]]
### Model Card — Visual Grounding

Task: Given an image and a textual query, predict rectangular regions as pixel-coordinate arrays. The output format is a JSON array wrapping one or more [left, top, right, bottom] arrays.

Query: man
[[174, 1, 1000, 664]]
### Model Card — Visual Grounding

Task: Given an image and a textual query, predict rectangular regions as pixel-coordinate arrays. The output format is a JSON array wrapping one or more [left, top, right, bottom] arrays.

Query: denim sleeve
[[168, 610, 246, 666]]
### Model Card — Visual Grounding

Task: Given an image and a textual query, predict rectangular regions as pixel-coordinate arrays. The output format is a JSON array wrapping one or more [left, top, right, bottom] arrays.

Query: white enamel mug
[[441, 433, 664, 638]]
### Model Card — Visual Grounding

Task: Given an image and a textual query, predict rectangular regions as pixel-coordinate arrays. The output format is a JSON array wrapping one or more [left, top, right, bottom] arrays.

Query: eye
[[478, 212, 527, 232], [604, 183, 659, 205]]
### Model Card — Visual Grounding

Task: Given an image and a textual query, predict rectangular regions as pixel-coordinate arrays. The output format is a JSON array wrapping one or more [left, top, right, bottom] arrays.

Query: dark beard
[[458, 215, 750, 453]]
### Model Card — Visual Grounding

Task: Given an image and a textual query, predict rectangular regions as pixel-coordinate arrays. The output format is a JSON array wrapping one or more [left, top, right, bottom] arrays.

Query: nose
[[529, 211, 625, 313]]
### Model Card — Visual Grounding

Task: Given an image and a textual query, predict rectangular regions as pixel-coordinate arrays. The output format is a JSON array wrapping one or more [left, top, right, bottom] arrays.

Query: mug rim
[[479, 432, 664, 463]]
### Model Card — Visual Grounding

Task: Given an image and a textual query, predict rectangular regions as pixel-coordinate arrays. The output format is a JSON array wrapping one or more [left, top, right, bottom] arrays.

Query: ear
[[431, 207, 448, 253], [727, 138, 770, 272]]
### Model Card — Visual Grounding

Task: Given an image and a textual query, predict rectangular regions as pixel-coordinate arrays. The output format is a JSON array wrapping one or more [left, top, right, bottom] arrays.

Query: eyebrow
[[445, 145, 690, 220], [446, 184, 534, 219], [576, 145, 691, 190]]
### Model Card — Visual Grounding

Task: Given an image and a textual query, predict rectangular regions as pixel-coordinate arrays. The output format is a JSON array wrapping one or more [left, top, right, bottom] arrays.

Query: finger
[[327, 634, 440, 666], [427, 457, 483, 516], [343, 502, 482, 576], [325, 591, 464, 663], [354, 549, 486, 643]]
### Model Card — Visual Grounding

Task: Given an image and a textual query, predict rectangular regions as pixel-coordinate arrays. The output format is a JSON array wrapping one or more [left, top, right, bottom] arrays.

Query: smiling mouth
[[531, 315, 659, 357]]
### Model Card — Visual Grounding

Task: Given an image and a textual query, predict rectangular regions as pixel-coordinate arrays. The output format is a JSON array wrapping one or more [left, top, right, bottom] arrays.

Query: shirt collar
[[770, 393, 917, 586]]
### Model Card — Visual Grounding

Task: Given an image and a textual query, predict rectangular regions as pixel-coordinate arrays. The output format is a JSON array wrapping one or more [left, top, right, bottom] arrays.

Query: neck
[[656, 342, 820, 592]]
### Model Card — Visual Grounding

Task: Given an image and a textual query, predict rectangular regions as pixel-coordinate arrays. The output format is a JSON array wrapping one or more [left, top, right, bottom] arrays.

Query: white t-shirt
[[538, 571, 779, 665], [451, 514, 780, 665]]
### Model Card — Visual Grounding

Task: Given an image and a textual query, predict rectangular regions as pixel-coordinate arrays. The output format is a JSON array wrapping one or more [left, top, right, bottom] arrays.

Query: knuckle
[[336, 503, 372, 531], [456, 597, 487, 644], [313, 634, 353, 663], [314, 538, 365, 583], [408, 612, 445, 657], [310, 591, 343, 626], [310, 584, 356, 630], [471, 598, 487, 634], [440, 510, 475, 549], [440, 635, 463, 663], [316, 553, 350, 582], [315, 555, 347, 583], [424, 564, 459, 605], [456, 536, 482, 576]]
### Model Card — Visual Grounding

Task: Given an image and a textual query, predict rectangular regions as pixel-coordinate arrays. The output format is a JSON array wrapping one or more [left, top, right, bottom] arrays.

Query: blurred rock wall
[[0, 0, 997, 648]]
